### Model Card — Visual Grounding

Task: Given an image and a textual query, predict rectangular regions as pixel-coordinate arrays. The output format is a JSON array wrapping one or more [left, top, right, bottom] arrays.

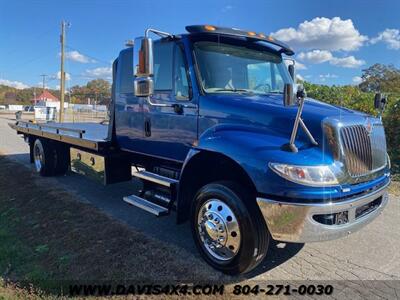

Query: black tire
[[33, 139, 57, 176], [191, 181, 269, 275]]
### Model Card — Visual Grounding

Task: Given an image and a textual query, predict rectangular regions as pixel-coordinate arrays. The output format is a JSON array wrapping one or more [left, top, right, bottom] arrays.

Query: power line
[[1, 46, 59, 71], [40, 74, 48, 91], [1, 28, 56, 57], [65, 45, 111, 65]]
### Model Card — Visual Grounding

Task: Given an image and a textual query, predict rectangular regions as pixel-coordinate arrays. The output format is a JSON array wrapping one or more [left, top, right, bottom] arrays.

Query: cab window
[[174, 45, 190, 100], [154, 42, 173, 91], [153, 41, 190, 101]]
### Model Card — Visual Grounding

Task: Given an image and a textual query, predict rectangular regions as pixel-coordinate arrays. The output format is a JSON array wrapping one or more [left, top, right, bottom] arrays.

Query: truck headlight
[[269, 163, 339, 186]]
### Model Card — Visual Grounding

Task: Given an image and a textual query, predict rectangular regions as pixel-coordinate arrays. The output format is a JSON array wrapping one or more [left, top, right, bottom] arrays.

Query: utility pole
[[40, 74, 47, 92], [33, 87, 36, 106], [59, 20, 67, 122]]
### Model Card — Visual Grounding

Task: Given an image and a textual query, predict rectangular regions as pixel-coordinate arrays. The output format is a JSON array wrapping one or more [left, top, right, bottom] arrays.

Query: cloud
[[56, 71, 71, 81], [37, 81, 49, 89], [370, 28, 400, 50], [0, 78, 29, 89], [271, 17, 367, 51], [295, 62, 307, 70], [352, 76, 362, 84], [64, 50, 96, 63], [319, 73, 338, 79], [296, 74, 304, 81], [84, 67, 112, 79], [284, 60, 307, 70], [221, 5, 233, 13], [319, 73, 338, 82], [298, 50, 365, 68], [298, 50, 333, 63], [330, 56, 365, 68]]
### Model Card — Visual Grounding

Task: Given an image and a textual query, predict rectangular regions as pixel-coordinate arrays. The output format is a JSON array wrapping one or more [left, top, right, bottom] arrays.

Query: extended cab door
[[114, 48, 147, 152], [142, 40, 198, 162]]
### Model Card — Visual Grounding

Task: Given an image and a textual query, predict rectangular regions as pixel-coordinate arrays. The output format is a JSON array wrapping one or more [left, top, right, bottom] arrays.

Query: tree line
[[0, 79, 111, 106], [301, 64, 400, 178]]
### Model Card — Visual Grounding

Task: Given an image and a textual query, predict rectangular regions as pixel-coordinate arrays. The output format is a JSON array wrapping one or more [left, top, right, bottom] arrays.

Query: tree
[[359, 64, 400, 94], [70, 79, 111, 105]]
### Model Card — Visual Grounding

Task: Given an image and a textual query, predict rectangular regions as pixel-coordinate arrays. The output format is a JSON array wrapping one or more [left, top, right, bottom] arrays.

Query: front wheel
[[191, 181, 269, 275]]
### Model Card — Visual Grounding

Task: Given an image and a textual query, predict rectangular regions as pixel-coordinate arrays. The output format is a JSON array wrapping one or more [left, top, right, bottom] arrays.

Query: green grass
[[0, 156, 222, 298], [0, 195, 56, 296]]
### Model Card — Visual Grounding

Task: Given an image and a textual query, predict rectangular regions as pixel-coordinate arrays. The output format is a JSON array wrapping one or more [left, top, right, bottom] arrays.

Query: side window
[[174, 46, 190, 100], [153, 42, 173, 91], [118, 48, 133, 94]]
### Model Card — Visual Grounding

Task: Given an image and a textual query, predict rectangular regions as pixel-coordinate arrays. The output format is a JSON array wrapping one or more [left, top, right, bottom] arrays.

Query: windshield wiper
[[211, 88, 254, 94]]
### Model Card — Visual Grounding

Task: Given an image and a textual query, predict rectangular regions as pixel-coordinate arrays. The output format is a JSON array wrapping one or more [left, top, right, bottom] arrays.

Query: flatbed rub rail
[[17, 121, 86, 138], [9, 121, 106, 151]]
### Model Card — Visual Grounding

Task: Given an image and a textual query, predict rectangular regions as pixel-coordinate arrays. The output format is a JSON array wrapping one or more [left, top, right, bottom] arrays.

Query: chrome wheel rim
[[197, 199, 241, 261], [33, 143, 44, 172]]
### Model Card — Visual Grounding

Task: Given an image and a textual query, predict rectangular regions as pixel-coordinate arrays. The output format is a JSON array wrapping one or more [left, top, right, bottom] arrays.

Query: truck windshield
[[193, 41, 292, 95]]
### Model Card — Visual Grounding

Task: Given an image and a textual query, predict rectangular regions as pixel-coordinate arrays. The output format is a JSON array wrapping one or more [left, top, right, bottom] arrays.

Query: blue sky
[[0, 0, 399, 90]]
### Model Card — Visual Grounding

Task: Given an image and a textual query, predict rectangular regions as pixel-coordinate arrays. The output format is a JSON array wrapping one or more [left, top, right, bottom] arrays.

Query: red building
[[31, 90, 59, 105]]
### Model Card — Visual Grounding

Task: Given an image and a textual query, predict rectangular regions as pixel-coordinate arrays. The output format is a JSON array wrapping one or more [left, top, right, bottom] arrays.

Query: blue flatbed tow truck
[[10, 25, 390, 274]]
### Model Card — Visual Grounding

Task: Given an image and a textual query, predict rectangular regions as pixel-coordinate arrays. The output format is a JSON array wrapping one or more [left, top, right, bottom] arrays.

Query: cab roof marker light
[[204, 25, 216, 31], [185, 25, 295, 56]]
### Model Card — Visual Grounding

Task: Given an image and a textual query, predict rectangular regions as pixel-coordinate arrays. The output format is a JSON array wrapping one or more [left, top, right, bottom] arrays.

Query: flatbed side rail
[[9, 121, 105, 152], [17, 121, 86, 138]]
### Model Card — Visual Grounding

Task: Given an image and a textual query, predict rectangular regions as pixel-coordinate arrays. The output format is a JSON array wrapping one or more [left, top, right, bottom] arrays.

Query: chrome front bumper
[[256, 182, 390, 243]]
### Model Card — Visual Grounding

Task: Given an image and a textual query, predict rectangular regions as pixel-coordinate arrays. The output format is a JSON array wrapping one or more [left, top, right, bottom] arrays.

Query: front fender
[[193, 124, 340, 200]]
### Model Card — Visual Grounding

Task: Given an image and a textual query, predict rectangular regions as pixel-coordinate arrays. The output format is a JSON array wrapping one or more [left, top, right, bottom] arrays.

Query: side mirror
[[374, 92, 387, 111], [133, 37, 154, 97], [283, 83, 295, 106], [134, 77, 154, 98], [288, 64, 295, 81], [296, 84, 306, 99], [374, 93, 382, 109]]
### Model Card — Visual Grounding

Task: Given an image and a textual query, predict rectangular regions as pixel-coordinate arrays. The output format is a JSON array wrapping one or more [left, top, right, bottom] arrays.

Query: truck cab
[[112, 25, 390, 273]]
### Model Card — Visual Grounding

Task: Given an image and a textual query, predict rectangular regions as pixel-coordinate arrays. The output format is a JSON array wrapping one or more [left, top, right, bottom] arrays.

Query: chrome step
[[123, 194, 169, 217], [132, 170, 178, 188]]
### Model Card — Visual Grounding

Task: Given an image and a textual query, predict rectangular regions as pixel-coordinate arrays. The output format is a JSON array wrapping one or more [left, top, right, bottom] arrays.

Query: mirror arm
[[287, 96, 305, 153], [299, 118, 318, 146], [145, 28, 173, 38], [285, 94, 318, 153]]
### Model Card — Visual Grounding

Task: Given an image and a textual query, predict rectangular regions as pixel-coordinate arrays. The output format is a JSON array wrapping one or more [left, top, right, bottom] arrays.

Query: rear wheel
[[33, 139, 57, 176], [191, 181, 269, 275]]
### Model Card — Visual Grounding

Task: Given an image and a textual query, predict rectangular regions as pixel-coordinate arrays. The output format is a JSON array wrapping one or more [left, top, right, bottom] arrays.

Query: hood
[[199, 93, 368, 144]]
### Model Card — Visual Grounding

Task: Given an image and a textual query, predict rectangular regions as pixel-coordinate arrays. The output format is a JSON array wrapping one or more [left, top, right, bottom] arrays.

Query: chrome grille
[[370, 124, 387, 170], [340, 124, 387, 177]]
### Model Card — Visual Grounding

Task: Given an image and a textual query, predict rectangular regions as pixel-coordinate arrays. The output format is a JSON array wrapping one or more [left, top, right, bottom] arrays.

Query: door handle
[[172, 104, 184, 114], [144, 118, 151, 137]]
